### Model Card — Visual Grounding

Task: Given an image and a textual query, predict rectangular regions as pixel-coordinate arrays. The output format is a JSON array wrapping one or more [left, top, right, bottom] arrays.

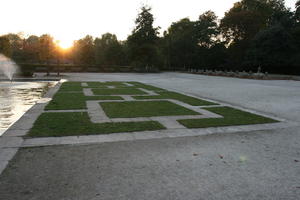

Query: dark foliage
[[1, 1, 300, 75]]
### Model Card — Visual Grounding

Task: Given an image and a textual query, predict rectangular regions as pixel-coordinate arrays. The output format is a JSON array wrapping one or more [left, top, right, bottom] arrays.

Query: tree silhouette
[[127, 6, 160, 71]]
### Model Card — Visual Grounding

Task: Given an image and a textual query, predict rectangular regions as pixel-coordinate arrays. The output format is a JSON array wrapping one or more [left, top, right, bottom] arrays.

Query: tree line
[[1, 0, 300, 74]]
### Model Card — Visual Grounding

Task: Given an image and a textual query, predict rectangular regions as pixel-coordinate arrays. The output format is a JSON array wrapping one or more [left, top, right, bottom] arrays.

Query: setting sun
[[58, 39, 73, 49]]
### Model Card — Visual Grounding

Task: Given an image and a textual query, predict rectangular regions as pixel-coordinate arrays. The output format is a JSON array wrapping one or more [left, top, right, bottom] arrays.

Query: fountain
[[0, 54, 57, 136], [0, 54, 18, 81]]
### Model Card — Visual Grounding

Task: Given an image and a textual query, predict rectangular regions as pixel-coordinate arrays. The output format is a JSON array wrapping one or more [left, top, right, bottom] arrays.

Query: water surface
[[0, 82, 55, 135]]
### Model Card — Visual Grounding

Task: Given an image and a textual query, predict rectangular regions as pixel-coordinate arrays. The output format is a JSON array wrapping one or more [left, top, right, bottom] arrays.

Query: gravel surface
[[1, 72, 299, 200]]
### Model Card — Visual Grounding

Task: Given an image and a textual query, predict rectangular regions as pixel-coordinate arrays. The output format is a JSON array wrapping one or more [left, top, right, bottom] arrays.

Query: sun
[[57, 39, 73, 49], [59, 40, 73, 49]]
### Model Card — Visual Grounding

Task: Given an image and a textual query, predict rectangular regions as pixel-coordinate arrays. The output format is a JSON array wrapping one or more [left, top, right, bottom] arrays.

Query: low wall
[[18, 64, 135, 76]]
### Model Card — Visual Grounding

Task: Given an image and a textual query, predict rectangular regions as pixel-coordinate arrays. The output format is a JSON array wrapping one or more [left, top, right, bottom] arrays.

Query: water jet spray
[[0, 54, 18, 81]]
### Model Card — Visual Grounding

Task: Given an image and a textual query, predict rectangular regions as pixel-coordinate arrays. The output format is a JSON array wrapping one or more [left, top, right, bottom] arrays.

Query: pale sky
[[0, 0, 297, 48]]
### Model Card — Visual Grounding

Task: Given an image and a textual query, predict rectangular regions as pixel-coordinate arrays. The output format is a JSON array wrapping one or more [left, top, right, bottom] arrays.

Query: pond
[[0, 81, 55, 136]]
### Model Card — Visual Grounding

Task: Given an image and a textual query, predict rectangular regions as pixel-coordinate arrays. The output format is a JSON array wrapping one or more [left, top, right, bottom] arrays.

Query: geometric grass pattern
[[29, 81, 278, 137], [100, 101, 200, 118]]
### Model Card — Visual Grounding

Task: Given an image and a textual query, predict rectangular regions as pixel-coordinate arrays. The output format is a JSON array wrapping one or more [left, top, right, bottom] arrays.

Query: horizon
[[0, 0, 297, 48]]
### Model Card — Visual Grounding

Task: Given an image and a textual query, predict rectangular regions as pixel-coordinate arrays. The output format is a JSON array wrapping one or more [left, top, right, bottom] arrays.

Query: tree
[[127, 6, 160, 71], [220, 0, 285, 45], [196, 11, 219, 48], [165, 18, 197, 69], [245, 24, 297, 73], [23, 35, 40, 63], [294, 0, 300, 46], [195, 11, 226, 69], [2, 33, 23, 61], [220, 0, 289, 68], [39, 34, 55, 64], [163, 11, 224, 70], [95, 33, 125, 66], [296, 0, 300, 22], [221, 2, 264, 45], [291, 0, 300, 72], [0, 36, 12, 57], [72, 35, 95, 65], [38, 34, 56, 75]]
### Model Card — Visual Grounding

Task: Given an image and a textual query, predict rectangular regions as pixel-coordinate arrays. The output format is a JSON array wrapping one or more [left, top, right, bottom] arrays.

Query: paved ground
[[0, 72, 300, 200]]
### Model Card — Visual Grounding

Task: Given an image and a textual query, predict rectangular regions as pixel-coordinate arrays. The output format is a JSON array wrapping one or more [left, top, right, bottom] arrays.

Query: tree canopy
[[1, 1, 299, 75], [127, 6, 160, 71], [94, 33, 125, 66]]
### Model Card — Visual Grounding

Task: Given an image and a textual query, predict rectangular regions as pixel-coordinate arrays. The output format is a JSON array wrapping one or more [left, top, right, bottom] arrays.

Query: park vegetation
[[1, 0, 300, 75]]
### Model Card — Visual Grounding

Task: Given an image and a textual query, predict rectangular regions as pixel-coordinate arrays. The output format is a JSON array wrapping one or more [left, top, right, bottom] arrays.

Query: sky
[[0, 0, 297, 48]]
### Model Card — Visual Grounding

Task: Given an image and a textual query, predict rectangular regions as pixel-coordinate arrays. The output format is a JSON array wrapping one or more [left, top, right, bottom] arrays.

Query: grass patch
[[128, 82, 166, 91], [57, 82, 83, 92], [178, 106, 278, 128], [100, 101, 200, 118], [134, 91, 217, 106], [87, 81, 128, 88], [84, 82, 108, 88], [28, 112, 165, 137], [92, 88, 147, 95], [45, 92, 123, 110]]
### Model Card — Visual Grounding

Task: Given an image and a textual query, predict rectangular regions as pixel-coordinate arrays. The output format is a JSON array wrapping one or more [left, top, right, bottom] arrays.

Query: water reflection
[[0, 82, 55, 135]]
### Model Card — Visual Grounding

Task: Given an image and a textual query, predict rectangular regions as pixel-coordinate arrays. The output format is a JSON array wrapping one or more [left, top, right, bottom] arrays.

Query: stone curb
[[20, 121, 298, 148]]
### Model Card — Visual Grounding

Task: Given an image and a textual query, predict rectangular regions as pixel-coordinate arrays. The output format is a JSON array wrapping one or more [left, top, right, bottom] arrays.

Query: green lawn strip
[[92, 88, 147, 95], [178, 106, 278, 128], [45, 92, 123, 110], [84, 82, 108, 88], [133, 91, 217, 106], [28, 112, 165, 137], [100, 101, 200, 118], [57, 82, 83, 92], [87, 81, 128, 88], [128, 82, 166, 91]]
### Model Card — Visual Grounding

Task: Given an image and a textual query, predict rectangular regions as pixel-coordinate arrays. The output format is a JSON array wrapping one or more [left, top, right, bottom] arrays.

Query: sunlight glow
[[58, 39, 73, 49]]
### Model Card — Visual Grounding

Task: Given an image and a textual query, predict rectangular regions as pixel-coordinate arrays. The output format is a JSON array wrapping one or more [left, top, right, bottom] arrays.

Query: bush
[[18, 64, 35, 77]]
